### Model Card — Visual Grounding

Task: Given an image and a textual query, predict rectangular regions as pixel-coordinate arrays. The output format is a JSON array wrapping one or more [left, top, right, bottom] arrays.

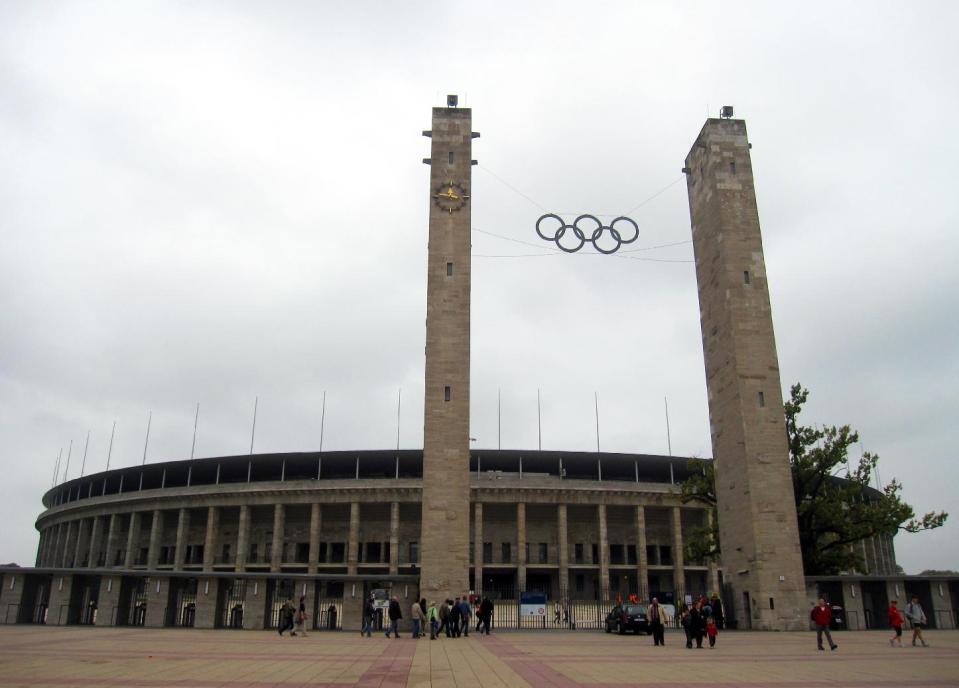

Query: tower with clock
[[418, 97, 477, 600]]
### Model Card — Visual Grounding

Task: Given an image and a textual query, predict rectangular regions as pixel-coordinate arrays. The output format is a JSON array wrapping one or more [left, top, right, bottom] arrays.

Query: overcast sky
[[1, 1, 956, 574]]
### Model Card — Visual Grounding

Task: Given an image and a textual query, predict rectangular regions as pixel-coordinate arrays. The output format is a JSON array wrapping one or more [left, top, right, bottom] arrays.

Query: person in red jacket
[[888, 600, 904, 647], [810, 598, 838, 651]]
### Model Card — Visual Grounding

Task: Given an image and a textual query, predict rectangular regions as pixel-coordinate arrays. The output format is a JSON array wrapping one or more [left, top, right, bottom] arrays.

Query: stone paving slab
[[0, 627, 956, 687]]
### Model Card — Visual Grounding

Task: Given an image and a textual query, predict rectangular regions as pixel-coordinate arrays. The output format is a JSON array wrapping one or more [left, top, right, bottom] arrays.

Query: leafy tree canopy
[[681, 383, 948, 575]]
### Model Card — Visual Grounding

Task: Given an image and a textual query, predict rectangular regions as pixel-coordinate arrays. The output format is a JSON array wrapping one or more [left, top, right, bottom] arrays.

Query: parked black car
[[604, 604, 650, 635]]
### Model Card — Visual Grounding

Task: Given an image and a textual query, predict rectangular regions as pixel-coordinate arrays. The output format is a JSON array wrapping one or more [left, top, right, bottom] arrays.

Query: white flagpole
[[396, 389, 402, 451], [142, 411, 152, 465], [191, 403, 200, 460], [498, 388, 502, 450], [319, 391, 326, 452], [106, 421, 116, 471], [80, 430, 90, 477], [63, 439, 73, 482], [594, 392, 601, 453], [52, 448, 63, 487], [664, 396, 673, 457], [537, 388, 542, 451], [249, 396, 258, 455]]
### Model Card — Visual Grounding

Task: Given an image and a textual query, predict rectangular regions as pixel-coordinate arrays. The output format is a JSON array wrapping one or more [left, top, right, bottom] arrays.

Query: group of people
[[887, 596, 929, 648], [277, 596, 309, 637], [678, 596, 720, 649], [373, 594, 494, 639]]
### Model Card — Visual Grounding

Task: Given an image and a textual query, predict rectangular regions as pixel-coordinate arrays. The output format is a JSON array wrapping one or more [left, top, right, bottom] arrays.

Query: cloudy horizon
[[2, 1, 957, 574]]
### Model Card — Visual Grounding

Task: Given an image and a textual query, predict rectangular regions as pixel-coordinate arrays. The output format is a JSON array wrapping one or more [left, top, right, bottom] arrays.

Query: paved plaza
[[0, 626, 957, 687]]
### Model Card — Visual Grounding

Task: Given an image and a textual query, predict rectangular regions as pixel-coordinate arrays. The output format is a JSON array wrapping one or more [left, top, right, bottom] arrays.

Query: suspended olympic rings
[[535, 214, 640, 254]]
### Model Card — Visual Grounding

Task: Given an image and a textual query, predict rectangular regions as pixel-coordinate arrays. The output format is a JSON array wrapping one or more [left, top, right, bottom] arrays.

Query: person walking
[[648, 597, 666, 647], [293, 595, 309, 637], [438, 599, 451, 637], [706, 616, 718, 648], [888, 600, 904, 647], [449, 597, 462, 637], [554, 601, 561, 625], [361, 595, 374, 638], [905, 595, 929, 647], [411, 598, 425, 639], [278, 598, 295, 636], [480, 596, 493, 635], [681, 608, 692, 648], [459, 596, 471, 637], [689, 603, 705, 649], [385, 596, 402, 639], [810, 598, 838, 651], [428, 601, 439, 639]]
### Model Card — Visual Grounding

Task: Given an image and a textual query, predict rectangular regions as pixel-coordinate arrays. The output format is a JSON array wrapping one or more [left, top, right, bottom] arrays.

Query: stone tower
[[684, 116, 807, 631], [419, 98, 476, 600]]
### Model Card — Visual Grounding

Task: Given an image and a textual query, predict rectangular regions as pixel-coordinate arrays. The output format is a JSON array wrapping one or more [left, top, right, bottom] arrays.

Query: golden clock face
[[433, 180, 470, 213]]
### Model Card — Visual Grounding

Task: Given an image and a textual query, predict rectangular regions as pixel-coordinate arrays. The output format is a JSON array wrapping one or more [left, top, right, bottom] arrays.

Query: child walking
[[888, 600, 903, 647], [706, 616, 718, 648]]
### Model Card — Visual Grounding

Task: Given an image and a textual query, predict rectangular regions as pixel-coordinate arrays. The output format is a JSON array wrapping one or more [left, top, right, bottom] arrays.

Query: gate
[[128, 578, 148, 627], [169, 578, 198, 627], [216, 579, 245, 629]]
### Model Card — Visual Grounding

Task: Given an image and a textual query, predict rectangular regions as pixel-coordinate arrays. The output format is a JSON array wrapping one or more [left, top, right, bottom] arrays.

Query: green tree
[[680, 383, 948, 575]]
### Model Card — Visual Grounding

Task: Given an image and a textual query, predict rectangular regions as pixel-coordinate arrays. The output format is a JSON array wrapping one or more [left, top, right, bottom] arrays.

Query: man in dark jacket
[[385, 597, 402, 639], [438, 600, 451, 637], [449, 597, 462, 637], [459, 596, 471, 637], [479, 596, 493, 635], [361, 596, 374, 638]]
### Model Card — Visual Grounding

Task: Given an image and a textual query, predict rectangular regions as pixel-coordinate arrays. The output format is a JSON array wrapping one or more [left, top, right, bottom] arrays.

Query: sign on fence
[[520, 592, 547, 618]]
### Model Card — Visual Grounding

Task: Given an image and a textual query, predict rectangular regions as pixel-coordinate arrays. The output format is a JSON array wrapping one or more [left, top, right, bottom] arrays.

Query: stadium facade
[[2, 102, 956, 633]]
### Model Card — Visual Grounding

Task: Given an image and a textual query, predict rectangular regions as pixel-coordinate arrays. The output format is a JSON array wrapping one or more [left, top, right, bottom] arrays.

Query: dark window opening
[[447, 262, 453, 276], [295, 542, 309, 563], [330, 542, 345, 563], [575, 574, 585, 593], [591, 543, 599, 565], [444, 386, 451, 402], [319, 542, 328, 563], [483, 542, 492, 564], [769, 596, 775, 610], [574, 543, 584, 564], [758, 391, 765, 407], [538, 542, 548, 564], [609, 544, 624, 565], [659, 545, 672, 566], [627, 544, 637, 565], [744, 270, 750, 284], [366, 542, 381, 563], [730, 161, 736, 174], [408, 541, 419, 564], [221, 543, 231, 564], [501, 542, 511, 563], [448, 151, 454, 164]]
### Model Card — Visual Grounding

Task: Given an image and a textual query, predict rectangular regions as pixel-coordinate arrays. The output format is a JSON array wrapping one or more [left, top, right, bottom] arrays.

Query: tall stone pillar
[[203, 506, 218, 571], [235, 505, 250, 572], [144, 577, 169, 627], [105, 514, 119, 568], [347, 502, 360, 576], [597, 505, 609, 600], [419, 100, 475, 601], [195, 578, 218, 629], [87, 516, 102, 568], [174, 508, 189, 570], [52, 523, 65, 567], [47, 574, 75, 625], [684, 116, 806, 630], [516, 503, 527, 594], [308, 503, 322, 574], [271, 504, 285, 571], [473, 502, 483, 596], [388, 502, 399, 576], [557, 504, 569, 600], [124, 512, 140, 568], [72, 518, 89, 568], [95, 575, 122, 626], [60, 521, 75, 568], [636, 506, 649, 600], [671, 506, 685, 599], [147, 510, 163, 569]]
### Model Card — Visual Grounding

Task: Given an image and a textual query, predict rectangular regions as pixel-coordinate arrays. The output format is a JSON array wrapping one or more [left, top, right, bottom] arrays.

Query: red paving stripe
[[356, 639, 416, 687], [0, 679, 347, 688]]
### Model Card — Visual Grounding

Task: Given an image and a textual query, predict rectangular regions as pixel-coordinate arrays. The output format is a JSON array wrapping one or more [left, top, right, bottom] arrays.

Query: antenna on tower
[[51, 448, 63, 487], [142, 411, 152, 465], [80, 430, 90, 477], [319, 391, 327, 452], [63, 439, 73, 482], [191, 403, 200, 460], [249, 396, 258, 455], [106, 421, 116, 471], [396, 389, 402, 451]]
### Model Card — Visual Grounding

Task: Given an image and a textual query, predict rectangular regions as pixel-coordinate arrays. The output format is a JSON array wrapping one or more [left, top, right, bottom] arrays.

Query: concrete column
[[347, 502, 360, 576], [931, 580, 955, 630], [0, 573, 26, 623], [54, 523, 67, 568], [124, 512, 140, 568], [242, 577, 266, 630], [844, 580, 866, 630], [95, 575, 123, 626], [636, 505, 649, 600], [35, 529, 47, 567], [174, 508, 189, 570], [271, 504, 285, 571], [104, 514, 119, 568], [144, 577, 170, 628], [87, 516, 102, 568], [147, 510, 163, 569], [517, 502, 527, 593], [47, 574, 75, 625], [235, 505, 250, 572], [58, 521, 74, 568], [671, 506, 685, 598], [388, 502, 399, 575], [72, 518, 90, 568], [203, 506, 218, 571], [598, 504, 609, 599], [557, 504, 569, 599], [473, 502, 484, 597], [706, 509, 720, 596], [195, 578, 218, 629], [308, 503, 321, 574]]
